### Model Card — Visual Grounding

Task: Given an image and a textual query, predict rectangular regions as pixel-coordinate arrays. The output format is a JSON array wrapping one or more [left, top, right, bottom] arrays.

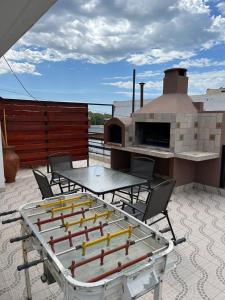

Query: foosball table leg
[[153, 279, 162, 300], [22, 243, 32, 300]]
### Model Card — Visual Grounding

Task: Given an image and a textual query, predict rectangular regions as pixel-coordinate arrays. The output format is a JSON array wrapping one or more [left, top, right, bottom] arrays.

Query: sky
[[0, 0, 225, 113]]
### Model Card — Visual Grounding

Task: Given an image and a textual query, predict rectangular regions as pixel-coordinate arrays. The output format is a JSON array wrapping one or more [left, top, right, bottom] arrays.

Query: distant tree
[[88, 111, 111, 125]]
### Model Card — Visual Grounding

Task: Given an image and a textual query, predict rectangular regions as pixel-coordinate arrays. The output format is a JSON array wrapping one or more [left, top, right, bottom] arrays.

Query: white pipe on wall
[[0, 124, 5, 190]]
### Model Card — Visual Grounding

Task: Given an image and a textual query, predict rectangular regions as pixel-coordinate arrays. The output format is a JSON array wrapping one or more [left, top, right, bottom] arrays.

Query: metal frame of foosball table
[[4, 193, 175, 300]]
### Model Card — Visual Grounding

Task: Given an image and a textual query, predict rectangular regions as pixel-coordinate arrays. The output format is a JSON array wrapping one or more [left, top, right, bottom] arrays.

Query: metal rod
[[68, 234, 166, 277], [56, 224, 138, 257], [69, 240, 130, 277], [81, 225, 133, 256], [50, 200, 93, 216], [88, 253, 151, 283], [106, 217, 124, 225], [87, 245, 168, 283], [27, 204, 104, 219], [133, 233, 154, 244], [25, 195, 96, 212], [36, 208, 86, 231], [112, 104, 115, 117], [38, 195, 83, 209], [40, 225, 62, 234], [27, 211, 49, 218], [132, 69, 136, 114], [56, 245, 79, 257], [49, 223, 104, 251], [151, 245, 168, 255], [64, 210, 113, 231], [23, 197, 62, 211], [48, 217, 125, 247], [38, 205, 105, 234]]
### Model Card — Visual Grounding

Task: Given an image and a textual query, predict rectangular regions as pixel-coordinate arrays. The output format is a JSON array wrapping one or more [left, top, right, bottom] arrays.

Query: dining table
[[56, 165, 148, 203]]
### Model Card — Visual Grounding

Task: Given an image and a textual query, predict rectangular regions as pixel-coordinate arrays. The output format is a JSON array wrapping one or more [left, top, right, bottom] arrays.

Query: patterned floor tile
[[0, 159, 224, 299], [214, 291, 225, 300]]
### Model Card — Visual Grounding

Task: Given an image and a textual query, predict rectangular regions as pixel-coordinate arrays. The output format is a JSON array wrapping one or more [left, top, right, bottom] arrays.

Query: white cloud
[[210, 15, 225, 42], [104, 69, 225, 96], [137, 70, 161, 78], [103, 70, 160, 81], [103, 81, 134, 89], [114, 91, 133, 96], [189, 70, 225, 93], [103, 79, 162, 91], [127, 49, 195, 65], [81, 0, 101, 13], [217, 2, 225, 15], [176, 0, 209, 14], [0, 58, 40, 75], [7, 0, 223, 68], [103, 75, 131, 80], [0, 0, 224, 78], [174, 58, 225, 68], [114, 91, 160, 99], [5, 48, 64, 64]]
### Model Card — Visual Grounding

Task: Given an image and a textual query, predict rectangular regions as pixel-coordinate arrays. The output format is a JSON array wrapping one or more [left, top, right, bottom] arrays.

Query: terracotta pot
[[3, 146, 20, 183]]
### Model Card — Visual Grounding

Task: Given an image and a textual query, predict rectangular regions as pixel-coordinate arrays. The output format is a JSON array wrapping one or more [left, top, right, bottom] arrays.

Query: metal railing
[[88, 138, 111, 157], [87, 102, 114, 159]]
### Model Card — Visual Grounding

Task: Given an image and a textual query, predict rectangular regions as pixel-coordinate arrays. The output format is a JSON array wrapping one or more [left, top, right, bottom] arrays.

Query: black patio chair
[[120, 179, 186, 246], [111, 156, 155, 203], [48, 155, 76, 193], [33, 170, 79, 199]]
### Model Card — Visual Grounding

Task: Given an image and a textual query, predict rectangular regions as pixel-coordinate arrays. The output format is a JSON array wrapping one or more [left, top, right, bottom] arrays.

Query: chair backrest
[[143, 179, 176, 221], [33, 169, 54, 199], [48, 155, 73, 173], [130, 156, 155, 181]]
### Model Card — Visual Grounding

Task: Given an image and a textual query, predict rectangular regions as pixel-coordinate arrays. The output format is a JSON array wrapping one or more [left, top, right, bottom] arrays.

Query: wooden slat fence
[[0, 99, 88, 167]]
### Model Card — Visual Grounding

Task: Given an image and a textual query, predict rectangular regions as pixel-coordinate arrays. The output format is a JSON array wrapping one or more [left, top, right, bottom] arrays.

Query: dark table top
[[57, 165, 147, 194]]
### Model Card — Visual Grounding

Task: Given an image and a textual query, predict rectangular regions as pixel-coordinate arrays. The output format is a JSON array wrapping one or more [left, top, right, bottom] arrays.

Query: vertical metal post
[[139, 82, 145, 108], [87, 103, 89, 167], [154, 279, 163, 300], [112, 104, 115, 117], [22, 241, 32, 300], [132, 69, 136, 114]]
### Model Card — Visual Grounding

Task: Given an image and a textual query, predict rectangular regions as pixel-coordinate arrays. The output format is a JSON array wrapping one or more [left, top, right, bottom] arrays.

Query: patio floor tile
[[0, 158, 224, 299]]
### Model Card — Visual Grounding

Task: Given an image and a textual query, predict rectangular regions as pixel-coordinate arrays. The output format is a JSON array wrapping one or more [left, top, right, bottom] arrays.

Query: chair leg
[[164, 210, 176, 242], [111, 192, 115, 203], [160, 211, 186, 246], [59, 183, 64, 194], [130, 187, 133, 204], [136, 186, 141, 202]]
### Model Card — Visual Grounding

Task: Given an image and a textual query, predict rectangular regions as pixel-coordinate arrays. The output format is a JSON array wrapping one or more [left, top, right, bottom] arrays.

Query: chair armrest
[[120, 199, 145, 214], [50, 182, 61, 187]]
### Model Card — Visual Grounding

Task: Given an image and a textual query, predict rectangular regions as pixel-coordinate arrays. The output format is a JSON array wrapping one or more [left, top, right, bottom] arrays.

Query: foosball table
[[1, 193, 175, 300]]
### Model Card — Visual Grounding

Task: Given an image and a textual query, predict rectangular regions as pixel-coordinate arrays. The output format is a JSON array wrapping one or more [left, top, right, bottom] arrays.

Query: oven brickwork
[[132, 112, 222, 154], [104, 68, 225, 188]]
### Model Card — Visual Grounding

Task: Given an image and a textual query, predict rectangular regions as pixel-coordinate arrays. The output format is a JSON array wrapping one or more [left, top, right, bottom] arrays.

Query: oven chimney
[[139, 82, 145, 108], [163, 68, 188, 94]]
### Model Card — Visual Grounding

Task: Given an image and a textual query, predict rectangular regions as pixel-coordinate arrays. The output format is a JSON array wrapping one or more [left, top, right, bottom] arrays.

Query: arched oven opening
[[108, 124, 122, 144]]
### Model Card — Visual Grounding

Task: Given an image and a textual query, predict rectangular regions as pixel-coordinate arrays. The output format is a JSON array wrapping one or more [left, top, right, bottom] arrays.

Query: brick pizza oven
[[105, 68, 225, 188], [104, 117, 132, 147]]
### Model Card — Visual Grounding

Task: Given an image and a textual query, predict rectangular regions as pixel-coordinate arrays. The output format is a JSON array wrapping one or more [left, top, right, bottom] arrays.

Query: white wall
[[0, 125, 5, 190]]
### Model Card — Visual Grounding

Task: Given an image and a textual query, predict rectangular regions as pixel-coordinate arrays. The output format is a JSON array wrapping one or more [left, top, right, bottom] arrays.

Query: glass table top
[[57, 166, 147, 194]]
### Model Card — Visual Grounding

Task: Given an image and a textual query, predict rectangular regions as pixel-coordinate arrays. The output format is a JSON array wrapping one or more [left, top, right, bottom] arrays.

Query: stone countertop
[[175, 151, 219, 161], [105, 144, 220, 161], [104, 144, 174, 158]]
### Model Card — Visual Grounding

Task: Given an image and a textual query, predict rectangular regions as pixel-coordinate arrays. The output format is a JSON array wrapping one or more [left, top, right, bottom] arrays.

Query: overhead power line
[[2, 56, 38, 101], [0, 87, 29, 97]]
